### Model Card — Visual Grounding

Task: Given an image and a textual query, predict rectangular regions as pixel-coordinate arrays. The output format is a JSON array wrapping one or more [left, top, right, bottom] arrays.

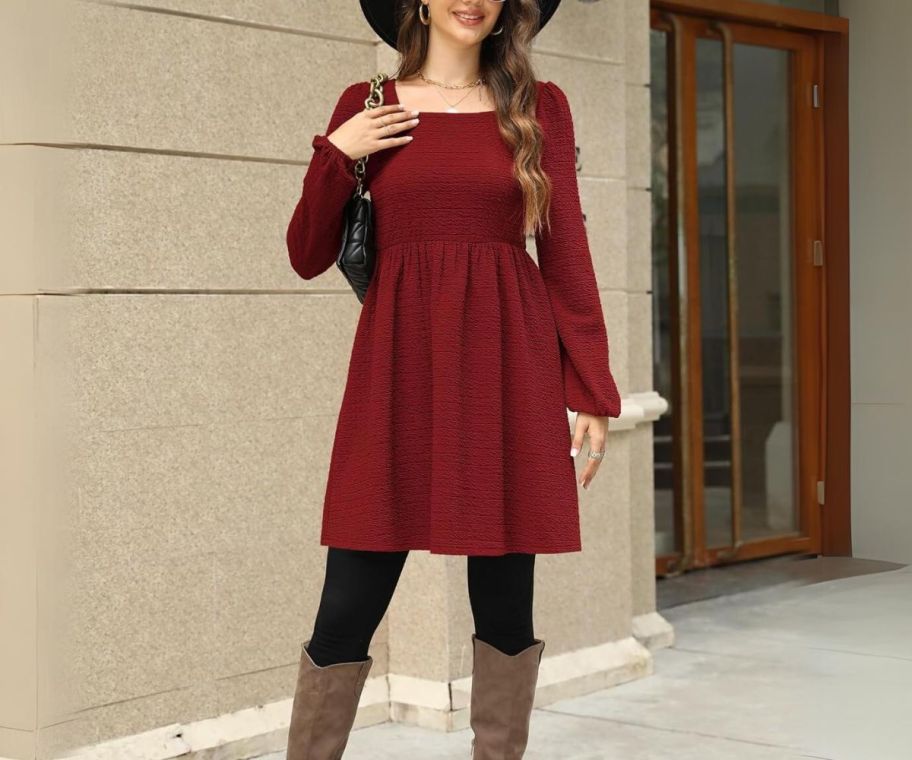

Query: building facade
[[3, 0, 905, 758]]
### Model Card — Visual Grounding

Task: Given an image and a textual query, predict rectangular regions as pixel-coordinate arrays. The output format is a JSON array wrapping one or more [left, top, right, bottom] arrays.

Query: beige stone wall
[[0, 1, 668, 757], [839, 0, 912, 565]]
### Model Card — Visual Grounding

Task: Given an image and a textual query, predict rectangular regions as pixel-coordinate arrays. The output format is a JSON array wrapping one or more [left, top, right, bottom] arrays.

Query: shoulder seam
[[537, 79, 569, 117], [337, 80, 372, 111], [345, 80, 370, 95]]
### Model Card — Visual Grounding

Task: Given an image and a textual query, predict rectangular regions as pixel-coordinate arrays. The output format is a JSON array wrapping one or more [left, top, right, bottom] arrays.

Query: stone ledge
[[390, 634, 653, 733], [55, 635, 655, 756], [632, 610, 676, 650], [54, 686, 389, 760]]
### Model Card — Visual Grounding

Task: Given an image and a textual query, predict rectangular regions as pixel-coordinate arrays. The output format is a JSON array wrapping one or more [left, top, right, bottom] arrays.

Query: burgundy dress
[[287, 77, 621, 556]]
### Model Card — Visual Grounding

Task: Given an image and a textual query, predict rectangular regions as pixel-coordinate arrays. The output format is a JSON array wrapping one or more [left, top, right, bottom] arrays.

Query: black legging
[[306, 547, 536, 666]]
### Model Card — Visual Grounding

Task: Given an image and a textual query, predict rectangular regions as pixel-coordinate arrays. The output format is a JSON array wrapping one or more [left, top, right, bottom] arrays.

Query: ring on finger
[[587, 450, 605, 460]]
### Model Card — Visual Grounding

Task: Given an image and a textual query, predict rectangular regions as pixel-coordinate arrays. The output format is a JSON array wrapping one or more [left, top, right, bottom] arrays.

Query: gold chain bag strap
[[335, 72, 388, 304]]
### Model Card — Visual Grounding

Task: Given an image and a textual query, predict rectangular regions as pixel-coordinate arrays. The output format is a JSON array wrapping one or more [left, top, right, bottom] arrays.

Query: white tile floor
[[262, 561, 912, 759]]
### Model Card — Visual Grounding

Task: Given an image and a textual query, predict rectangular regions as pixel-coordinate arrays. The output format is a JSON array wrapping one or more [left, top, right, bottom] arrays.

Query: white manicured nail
[[570, 447, 579, 457]]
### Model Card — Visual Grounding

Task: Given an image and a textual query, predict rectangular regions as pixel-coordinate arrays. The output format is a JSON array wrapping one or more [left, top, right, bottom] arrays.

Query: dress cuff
[[564, 371, 622, 418], [311, 134, 358, 179], [568, 400, 621, 418]]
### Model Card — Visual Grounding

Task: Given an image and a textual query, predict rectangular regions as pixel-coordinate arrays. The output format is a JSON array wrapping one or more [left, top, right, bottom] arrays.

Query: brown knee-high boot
[[468, 633, 546, 759], [285, 639, 373, 760]]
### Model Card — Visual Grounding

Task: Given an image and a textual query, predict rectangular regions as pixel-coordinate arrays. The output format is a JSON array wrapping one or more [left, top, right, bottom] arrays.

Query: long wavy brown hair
[[393, 0, 553, 239]]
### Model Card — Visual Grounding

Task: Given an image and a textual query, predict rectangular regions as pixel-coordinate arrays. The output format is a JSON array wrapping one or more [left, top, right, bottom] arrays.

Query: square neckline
[[385, 77, 498, 117]]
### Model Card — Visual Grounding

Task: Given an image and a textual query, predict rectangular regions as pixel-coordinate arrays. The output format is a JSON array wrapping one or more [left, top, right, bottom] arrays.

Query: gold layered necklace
[[418, 69, 485, 113]]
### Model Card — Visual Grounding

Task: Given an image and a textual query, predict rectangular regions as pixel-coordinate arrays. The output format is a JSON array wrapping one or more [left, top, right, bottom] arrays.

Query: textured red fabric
[[287, 78, 621, 555]]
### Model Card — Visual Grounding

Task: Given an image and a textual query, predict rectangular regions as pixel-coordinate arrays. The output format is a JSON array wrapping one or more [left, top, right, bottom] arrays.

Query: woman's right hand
[[327, 104, 419, 161]]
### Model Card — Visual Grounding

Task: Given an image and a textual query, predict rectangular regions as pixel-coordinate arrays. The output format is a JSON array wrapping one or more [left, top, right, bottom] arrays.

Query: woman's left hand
[[570, 412, 607, 489]]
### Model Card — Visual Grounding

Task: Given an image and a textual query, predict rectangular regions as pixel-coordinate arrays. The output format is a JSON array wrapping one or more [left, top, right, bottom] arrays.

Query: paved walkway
[[262, 560, 911, 759]]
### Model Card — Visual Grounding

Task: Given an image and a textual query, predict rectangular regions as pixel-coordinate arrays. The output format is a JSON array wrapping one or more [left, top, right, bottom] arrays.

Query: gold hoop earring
[[491, 24, 503, 35], [418, 2, 430, 25]]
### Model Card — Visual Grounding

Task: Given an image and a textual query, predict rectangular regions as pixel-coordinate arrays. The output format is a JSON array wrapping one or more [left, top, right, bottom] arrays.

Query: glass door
[[651, 9, 825, 575]]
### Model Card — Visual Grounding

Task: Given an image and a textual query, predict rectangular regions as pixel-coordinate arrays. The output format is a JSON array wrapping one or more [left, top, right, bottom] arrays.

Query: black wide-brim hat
[[360, 0, 563, 49]]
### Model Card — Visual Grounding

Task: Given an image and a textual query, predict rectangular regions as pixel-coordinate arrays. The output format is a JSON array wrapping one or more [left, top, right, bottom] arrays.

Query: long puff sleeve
[[534, 80, 622, 418], [287, 81, 368, 280]]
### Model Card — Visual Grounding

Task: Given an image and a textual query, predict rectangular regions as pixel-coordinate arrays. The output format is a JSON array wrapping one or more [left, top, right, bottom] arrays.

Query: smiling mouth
[[453, 11, 485, 22]]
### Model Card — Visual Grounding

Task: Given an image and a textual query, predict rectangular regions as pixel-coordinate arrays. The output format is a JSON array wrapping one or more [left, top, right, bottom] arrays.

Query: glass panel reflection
[[695, 38, 733, 549], [651, 23, 802, 563], [650, 28, 676, 558], [732, 44, 797, 539]]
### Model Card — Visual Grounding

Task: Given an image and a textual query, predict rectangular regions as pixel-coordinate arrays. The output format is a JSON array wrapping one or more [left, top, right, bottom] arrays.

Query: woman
[[284, 0, 622, 756]]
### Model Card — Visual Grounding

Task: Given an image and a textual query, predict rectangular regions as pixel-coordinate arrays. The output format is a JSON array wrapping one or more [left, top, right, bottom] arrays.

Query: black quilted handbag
[[335, 72, 388, 303]]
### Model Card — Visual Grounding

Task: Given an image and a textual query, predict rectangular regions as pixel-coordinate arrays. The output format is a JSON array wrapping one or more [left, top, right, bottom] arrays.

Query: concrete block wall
[[0, 1, 670, 757], [840, 0, 912, 565]]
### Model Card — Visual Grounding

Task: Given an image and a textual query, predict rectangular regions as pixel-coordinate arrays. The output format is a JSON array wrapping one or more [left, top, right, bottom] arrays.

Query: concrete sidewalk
[[263, 561, 911, 759]]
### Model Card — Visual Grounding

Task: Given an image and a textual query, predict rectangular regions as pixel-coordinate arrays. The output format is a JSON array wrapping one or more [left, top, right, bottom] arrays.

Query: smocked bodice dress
[[286, 77, 621, 556]]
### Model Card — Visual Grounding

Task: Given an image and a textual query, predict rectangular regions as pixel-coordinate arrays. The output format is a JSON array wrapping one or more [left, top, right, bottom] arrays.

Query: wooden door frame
[[650, 0, 852, 560]]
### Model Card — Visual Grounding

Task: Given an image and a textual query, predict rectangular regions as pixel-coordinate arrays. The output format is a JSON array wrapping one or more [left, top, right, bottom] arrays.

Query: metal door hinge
[[812, 83, 821, 108], [813, 240, 824, 267], [817, 480, 825, 505]]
